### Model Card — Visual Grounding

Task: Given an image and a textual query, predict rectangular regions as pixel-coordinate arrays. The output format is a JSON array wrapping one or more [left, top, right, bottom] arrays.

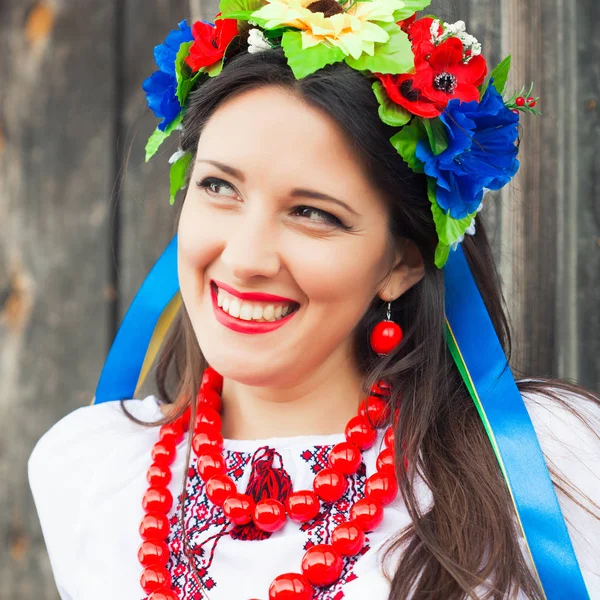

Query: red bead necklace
[[137, 367, 398, 600]]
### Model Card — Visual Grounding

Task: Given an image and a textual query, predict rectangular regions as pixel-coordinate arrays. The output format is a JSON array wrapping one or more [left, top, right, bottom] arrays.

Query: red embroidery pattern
[[149, 444, 366, 599]]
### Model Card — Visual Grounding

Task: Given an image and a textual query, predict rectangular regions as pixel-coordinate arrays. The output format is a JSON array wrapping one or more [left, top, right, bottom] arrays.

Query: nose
[[220, 211, 281, 281]]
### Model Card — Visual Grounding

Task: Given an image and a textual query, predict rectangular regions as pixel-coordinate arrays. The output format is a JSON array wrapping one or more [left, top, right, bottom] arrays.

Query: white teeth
[[229, 298, 241, 318], [215, 286, 296, 322], [239, 304, 253, 321]]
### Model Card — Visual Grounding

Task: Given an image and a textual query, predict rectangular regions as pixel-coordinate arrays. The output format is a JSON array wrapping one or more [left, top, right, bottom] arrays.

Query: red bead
[[138, 539, 169, 567], [313, 468, 348, 503], [286, 490, 320, 523], [151, 440, 176, 466], [370, 320, 403, 354], [527, 97, 536, 107], [516, 96, 526, 106], [331, 521, 365, 556], [365, 472, 398, 506], [147, 463, 172, 487], [194, 403, 222, 431], [371, 379, 391, 397], [142, 487, 173, 514], [345, 416, 376, 450], [197, 387, 222, 413], [350, 498, 384, 532], [149, 589, 179, 600], [359, 396, 390, 427], [301, 544, 343, 587], [328, 441, 362, 475], [254, 499, 287, 532], [201, 365, 223, 394], [159, 422, 184, 446], [192, 424, 223, 455], [140, 565, 172, 593], [384, 426, 394, 449], [376, 447, 395, 475], [512, 109, 520, 114], [205, 474, 236, 506], [196, 447, 226, 482], [223, 493, 255, 525], [268, 573, 313, 600], [139, 512, 170, 540]]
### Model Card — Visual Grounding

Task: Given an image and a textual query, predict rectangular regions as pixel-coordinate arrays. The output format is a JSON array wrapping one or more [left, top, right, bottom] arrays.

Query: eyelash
[[196, 176, 352, 230]]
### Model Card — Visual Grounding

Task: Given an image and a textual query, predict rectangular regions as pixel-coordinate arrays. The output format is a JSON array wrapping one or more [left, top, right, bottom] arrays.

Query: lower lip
[[210, 286, 298, 335]]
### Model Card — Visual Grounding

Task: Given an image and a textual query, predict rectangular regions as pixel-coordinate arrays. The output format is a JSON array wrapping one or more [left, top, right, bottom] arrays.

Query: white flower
[[247, 28, 272, 54]]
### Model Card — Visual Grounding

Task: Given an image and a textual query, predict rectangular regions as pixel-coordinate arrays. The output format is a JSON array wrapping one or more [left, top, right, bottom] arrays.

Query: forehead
[[195, 86, 380, 202]]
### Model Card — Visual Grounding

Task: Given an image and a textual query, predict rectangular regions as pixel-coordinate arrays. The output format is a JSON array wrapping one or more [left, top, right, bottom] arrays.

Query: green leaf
[[389, 118, 426, 173], [206, 59, 225, 77], [427, 178, 477, 268], [392, 0, 432, 22], [218, 10, 257, 20], [145, 113, 183, 163], [372, 81, 411, 127], [169, 152, 193, 205], [422, 118, 448, 156], [345, 23, 413, 75], [481, 55, 512, 98], [175, 42, 205, 106], [281, 31, 345, 79], [219, 0, 265, 16]]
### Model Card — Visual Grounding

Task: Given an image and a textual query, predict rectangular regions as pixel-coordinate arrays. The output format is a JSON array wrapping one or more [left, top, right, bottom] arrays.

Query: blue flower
[[416, 85, 520, 220], [142, 20, 193, 131]]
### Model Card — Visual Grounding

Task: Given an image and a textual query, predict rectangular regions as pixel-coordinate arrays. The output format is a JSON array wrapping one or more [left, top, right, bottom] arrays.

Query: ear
[[377, 239, 425, 302]]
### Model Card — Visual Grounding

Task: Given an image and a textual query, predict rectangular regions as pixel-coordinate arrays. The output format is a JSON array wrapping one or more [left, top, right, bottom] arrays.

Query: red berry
[[516, 96, 526, 106], [328, 441, 362, 475], [268, 573, 313, 600], [196, 447, 226, 481], [313, 468, 348, 503], [205, 474, 236, 506], [527, 97, 536, 107], [286, 490, 321, 523], [345, 415, 377, 450], [512, 109, 520, 114], [350, 498, 384, 532], [254, 499, 287, 532], [370, 321, 403, 354], [137, 539, 170, 567], [223, 493, 255, 525], [301, 544, 343, 587], [331, 521, 365, 556], [139, 512, 170, 540]]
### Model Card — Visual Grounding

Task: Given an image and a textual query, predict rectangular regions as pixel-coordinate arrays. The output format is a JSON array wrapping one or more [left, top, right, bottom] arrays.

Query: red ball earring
[[370, 300, 403, 355]]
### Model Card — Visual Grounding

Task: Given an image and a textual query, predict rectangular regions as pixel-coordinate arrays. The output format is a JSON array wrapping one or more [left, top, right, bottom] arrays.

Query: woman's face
[[178, 86, 416, 388]]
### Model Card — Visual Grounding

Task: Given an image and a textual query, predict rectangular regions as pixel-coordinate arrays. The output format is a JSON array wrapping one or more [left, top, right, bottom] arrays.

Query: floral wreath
[[142, 0, 539, 268]]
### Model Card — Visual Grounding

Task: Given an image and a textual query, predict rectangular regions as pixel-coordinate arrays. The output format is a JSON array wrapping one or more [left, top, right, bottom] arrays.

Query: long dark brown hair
[[125, 48, 599, 599]]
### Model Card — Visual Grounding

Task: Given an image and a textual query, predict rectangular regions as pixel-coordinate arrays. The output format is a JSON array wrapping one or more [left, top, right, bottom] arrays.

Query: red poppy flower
[[185, 16, 238, 72], [377, 30, 487, 118], [397, 13, 416, 33]]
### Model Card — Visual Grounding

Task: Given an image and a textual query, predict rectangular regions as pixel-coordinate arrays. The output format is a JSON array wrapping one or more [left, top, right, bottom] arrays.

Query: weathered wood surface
[[0, 0, 597, 597]]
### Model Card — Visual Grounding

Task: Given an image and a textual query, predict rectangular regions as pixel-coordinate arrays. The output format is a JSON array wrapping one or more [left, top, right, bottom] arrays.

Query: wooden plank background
[[0, 0, 597, 596]]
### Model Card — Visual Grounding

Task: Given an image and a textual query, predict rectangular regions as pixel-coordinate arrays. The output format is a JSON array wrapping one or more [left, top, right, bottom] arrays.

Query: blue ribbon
[[94, 236, 179, 403], [444, 246, 589, 599], [94, 236, 588, 598]]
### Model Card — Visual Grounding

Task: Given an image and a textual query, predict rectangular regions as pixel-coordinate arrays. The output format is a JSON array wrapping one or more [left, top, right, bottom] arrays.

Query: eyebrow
[[196, 159, 360, 216]]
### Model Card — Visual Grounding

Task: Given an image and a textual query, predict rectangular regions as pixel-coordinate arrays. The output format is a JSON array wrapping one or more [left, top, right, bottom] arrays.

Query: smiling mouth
[[210, 282, 300, 323]]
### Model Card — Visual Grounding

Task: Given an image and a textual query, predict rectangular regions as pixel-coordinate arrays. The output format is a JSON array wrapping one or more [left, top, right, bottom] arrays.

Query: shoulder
[[27, 396, 163, 596], [520, 382, 600, 595]]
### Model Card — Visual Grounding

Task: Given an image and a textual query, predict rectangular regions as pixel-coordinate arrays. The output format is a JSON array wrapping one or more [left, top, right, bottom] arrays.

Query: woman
[[28, 4, 599, 600]]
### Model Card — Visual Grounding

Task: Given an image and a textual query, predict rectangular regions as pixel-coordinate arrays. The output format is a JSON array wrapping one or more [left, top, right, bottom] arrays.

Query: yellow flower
[[251, 0, 406, 60]]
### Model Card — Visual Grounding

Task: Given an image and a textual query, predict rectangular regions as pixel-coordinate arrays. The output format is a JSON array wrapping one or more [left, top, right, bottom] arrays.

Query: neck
[[219, 352, 364, 441]]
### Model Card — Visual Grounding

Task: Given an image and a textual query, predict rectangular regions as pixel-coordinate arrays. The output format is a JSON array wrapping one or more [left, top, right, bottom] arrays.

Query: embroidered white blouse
[[28, 390, 600, 600]]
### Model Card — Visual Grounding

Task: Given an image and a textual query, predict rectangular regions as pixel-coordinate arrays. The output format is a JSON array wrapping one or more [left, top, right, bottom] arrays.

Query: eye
[[196, 177, 238, 199], [292, 206, 350, 230]]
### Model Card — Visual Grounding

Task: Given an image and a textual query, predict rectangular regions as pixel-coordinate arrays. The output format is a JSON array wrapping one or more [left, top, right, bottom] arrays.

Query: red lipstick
[[210, 283, 299, 335], [212, 279, 298, 304]]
